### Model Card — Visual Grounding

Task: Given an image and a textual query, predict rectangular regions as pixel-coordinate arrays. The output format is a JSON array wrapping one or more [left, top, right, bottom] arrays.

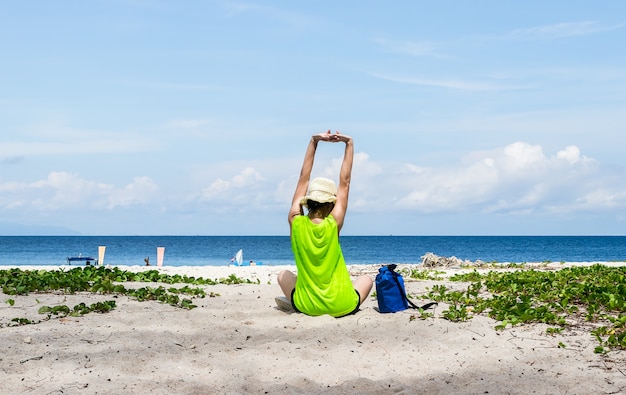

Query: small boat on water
[[66, 253, 98, 265]]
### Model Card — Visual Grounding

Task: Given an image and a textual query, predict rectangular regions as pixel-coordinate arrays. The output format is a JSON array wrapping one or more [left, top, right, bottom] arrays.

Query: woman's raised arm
[[330, 133, 353, 232], [288, 131, 333, 225]]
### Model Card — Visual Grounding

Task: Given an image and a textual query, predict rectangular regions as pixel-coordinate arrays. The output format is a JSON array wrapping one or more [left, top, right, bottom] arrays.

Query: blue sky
[[1, 1, 625, 236]]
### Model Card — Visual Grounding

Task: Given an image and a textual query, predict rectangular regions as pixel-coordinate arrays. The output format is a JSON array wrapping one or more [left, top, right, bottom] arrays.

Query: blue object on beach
[[376, 264, 409, 313], [376, 264, 437, 313]]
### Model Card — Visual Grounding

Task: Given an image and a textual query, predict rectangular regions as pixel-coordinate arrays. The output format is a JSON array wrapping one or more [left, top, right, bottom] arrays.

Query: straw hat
[[300, 177, 337, 206]]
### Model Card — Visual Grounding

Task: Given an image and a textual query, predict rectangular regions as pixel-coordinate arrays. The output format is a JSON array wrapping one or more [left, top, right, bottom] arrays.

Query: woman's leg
[[277, 270, 297, 299], [353, 275, 373, 305]]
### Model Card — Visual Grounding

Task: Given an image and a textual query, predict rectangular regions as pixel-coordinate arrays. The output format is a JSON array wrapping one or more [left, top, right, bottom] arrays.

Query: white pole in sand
[[157, 247, 165, 268], [98, 246, 106, 266]]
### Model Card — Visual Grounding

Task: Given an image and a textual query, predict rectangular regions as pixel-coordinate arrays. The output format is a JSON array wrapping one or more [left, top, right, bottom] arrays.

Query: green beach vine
[[1, 266, 255, 327], [407, 264, 626, 353]]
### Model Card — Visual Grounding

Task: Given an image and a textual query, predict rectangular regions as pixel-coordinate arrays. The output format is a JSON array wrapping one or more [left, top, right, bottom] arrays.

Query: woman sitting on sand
[[277, 131, 373, 317]]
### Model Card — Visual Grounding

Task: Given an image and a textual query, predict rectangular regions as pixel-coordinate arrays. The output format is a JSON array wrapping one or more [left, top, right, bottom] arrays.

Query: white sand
[[1, 263, 625, 394]]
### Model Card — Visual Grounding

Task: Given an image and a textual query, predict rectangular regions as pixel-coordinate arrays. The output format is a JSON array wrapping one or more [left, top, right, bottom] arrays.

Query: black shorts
[[291, 288, 361, 318]]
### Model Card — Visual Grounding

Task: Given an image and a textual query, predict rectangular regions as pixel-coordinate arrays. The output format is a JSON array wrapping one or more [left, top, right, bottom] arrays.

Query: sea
[[0, 236, 625, 267]]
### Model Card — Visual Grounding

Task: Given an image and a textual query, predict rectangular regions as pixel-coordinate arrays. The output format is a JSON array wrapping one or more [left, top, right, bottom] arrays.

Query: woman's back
[[290, 215, 358, 317]]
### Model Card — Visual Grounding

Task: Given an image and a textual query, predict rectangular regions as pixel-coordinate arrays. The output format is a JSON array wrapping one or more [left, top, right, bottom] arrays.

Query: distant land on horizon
[[0, 222, 82, 236]]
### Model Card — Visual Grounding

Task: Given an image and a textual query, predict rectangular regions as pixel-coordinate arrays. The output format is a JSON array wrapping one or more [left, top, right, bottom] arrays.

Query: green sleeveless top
[[291, 214, 358, 317]]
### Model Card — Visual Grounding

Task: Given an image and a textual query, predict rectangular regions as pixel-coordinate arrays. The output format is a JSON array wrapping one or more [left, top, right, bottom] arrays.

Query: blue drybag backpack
[[376, 264, 437, 313]]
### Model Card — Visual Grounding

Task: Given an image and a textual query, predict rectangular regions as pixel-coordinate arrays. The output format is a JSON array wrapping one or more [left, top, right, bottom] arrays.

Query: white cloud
[[370, 72, 523, 91], [0, 172, 158, 211], [200, 167, 265, 202], [29, 172, 105, 209], [576, 189, 626, 209], [355, 142, 624, 217], [232, 167, 264, 187], [502, 142, 544, 170], [556, 145, 585, 164], [507, 21, 626, 40], [106, 176, 159, 209]]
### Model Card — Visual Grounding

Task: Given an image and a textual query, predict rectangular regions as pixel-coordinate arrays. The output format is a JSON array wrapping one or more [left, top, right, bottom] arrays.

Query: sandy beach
[[1, 263, 625, 394]]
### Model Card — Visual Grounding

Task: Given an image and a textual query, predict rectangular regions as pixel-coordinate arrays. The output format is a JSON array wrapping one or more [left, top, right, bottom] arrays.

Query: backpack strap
[[388, 264, 438, 311]]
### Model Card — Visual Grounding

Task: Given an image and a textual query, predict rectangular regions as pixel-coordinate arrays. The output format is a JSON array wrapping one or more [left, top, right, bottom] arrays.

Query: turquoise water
[[0, 236, 625, 267]]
